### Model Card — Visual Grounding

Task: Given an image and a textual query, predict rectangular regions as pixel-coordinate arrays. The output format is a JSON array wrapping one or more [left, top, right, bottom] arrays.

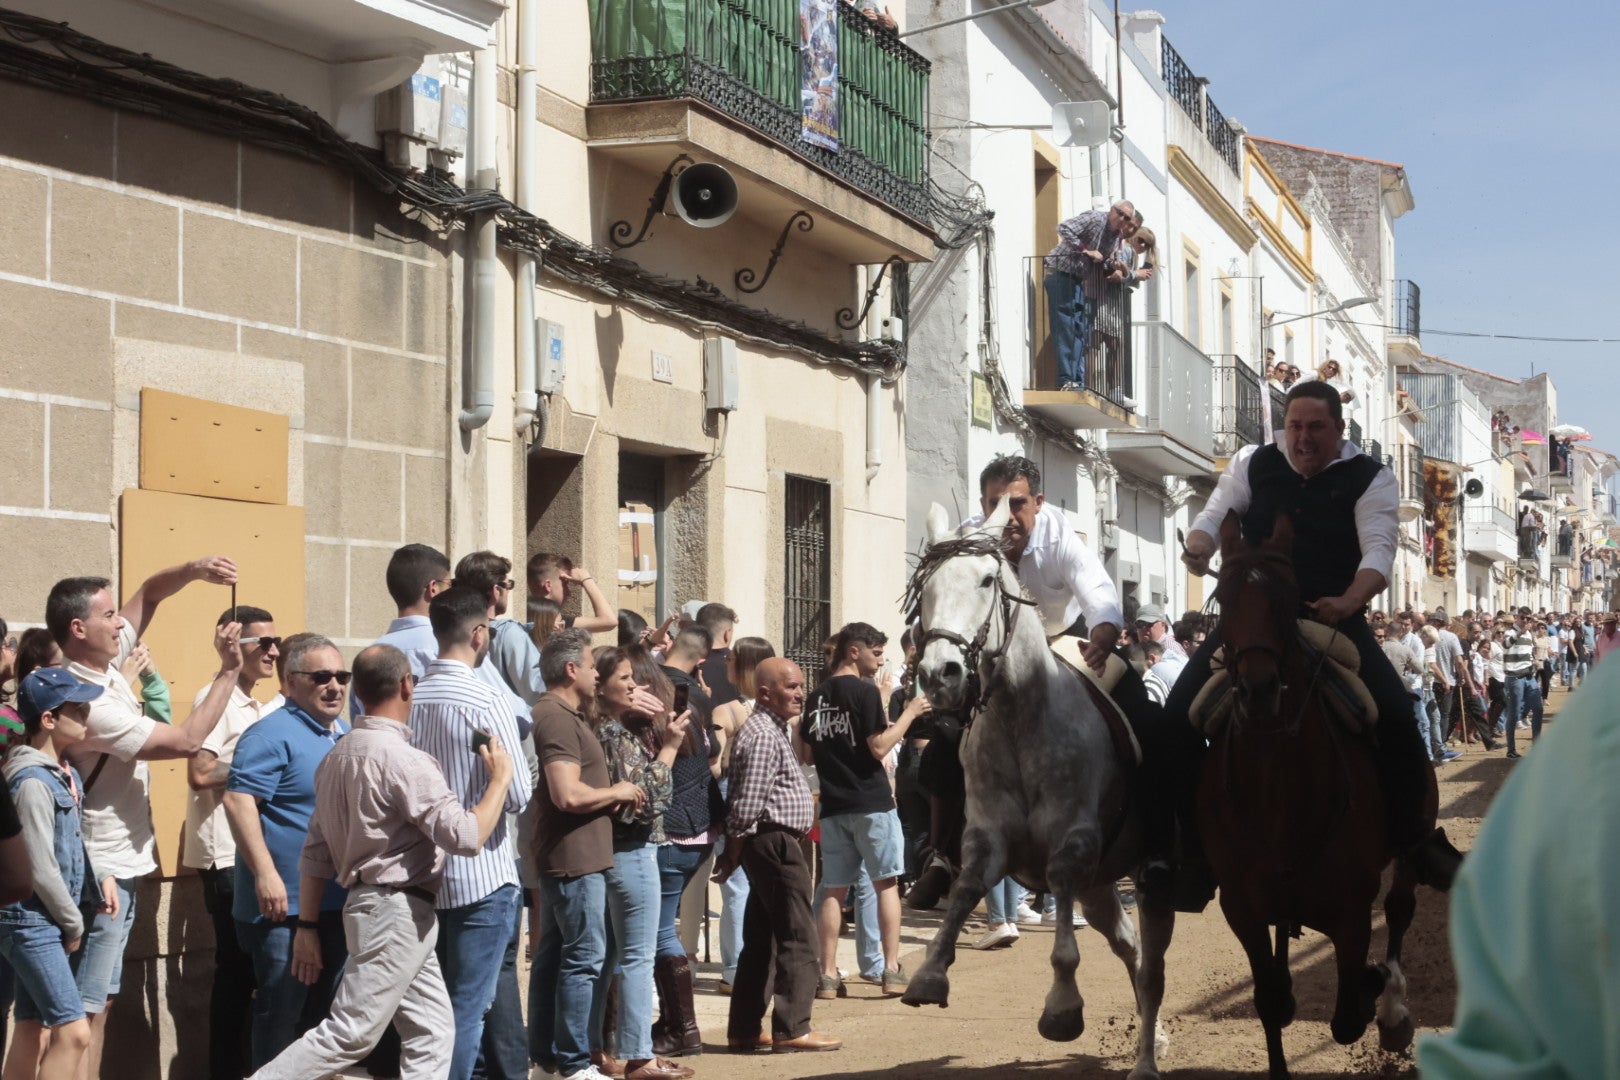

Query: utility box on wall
[[704, 336, 739, 412]]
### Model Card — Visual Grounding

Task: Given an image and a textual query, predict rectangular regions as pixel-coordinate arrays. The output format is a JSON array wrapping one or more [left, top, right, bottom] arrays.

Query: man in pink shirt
[[1593, 614, 1620, 665], [248, 644, 515, 1080]]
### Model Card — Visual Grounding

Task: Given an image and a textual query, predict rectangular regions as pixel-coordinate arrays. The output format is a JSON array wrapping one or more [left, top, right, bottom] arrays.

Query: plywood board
[[120, 488, 306, 876], [139, 388, 289, 505]]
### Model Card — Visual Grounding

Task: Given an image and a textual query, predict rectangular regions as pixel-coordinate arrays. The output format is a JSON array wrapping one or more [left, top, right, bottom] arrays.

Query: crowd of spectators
[[0, 546, 965, 1079]]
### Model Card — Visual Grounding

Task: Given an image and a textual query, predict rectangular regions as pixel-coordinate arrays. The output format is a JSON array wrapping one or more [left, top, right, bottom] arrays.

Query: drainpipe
[[459, 43, 499, 432], [513, 0, 540, 435], [865, 373, 883, 483]]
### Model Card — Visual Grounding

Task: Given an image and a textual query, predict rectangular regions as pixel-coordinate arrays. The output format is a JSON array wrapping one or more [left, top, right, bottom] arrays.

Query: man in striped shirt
[[409, 586, 533, 1080], [1502, 608, 1542, 761]]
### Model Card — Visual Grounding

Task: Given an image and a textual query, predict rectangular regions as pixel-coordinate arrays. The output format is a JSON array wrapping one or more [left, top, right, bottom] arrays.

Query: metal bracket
[[734, 210, 814, 294], [836, 255, 907, 330], [609, 153, 693, 250]]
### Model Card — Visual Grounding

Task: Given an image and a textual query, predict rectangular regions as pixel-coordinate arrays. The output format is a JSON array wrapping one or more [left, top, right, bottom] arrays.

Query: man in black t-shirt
[[800, 623, 931, 999], [694, 603, 740, 707]]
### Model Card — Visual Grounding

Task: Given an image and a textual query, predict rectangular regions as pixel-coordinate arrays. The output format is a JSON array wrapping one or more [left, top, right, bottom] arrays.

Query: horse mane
[[901, 529, 1008, 621]]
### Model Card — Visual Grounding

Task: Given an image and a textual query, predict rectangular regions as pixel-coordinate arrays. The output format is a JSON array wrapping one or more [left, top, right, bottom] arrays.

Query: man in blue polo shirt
[[224, 633, 350, 1071]]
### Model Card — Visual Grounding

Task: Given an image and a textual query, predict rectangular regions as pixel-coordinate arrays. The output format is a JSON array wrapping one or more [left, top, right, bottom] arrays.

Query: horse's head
[[907, 500, 1025, 711], [1215, 510, 1299, 722]]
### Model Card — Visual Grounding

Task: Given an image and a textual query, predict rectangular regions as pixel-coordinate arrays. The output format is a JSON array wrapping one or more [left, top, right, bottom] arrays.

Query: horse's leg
[[901, 819, 1004, 1009], [1328, 905, 1379, 1046], [1036, 827, 1100, 1042], [1221, 896, 1292, 1080], [1375, 857, 1419, 1052], [1082, 884, 1171, 1080]]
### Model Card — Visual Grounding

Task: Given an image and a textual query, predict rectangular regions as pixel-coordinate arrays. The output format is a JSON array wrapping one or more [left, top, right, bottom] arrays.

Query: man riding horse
[[909, 455, 1206, 912], [1173, 379, 1460, 888]]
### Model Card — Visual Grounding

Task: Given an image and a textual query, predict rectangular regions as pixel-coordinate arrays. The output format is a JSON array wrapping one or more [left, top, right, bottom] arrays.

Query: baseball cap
[[17, 667, 103, 725], [1134, 604, 1169, 626]]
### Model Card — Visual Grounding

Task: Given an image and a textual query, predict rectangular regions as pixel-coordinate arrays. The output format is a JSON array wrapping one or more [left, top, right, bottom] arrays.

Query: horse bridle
[[907, 537, 1037, 713]]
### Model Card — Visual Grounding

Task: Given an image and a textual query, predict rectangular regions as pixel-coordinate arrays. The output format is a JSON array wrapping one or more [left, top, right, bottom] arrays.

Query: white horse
[[901, 500, 1172, 1080]]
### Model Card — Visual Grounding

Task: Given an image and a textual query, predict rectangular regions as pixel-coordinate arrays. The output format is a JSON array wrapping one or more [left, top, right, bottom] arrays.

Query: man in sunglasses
[[184, 605, 280, 1080], [224, 635, 352, 1071]]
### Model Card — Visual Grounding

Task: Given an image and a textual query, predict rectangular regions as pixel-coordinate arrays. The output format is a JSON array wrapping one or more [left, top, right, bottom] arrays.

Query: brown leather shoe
[[725, 1033, 772, 1053], [623, 1058, 694, 1080], [590, 1051, 625, 1079], [773, 1031, 843, 1053]]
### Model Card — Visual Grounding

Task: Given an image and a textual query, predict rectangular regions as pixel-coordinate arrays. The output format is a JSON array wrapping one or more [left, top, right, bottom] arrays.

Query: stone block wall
[[0, 73, 460, 1074]]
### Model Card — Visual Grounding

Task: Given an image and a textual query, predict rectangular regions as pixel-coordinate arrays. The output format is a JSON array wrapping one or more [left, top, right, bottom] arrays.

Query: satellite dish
[[1050, 101, 1112, 148]]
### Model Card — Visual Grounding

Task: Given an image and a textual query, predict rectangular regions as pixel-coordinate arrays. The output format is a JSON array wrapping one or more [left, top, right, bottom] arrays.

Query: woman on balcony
[[1042, 201, 1134, 392]]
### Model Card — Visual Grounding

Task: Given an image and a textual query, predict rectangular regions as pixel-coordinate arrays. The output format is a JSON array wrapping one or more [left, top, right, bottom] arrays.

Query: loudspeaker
[[1463, 478, 1485, 498], [1050, 100, 1113, 148], [672, 163, 738, 228]]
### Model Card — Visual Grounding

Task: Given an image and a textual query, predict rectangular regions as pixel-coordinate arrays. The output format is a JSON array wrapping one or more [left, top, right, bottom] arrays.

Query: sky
[[1145, 1, 1620, 451]]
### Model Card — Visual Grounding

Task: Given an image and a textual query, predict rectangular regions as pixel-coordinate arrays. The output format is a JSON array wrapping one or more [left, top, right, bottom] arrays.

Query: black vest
[[1241, 443, 1382, 603]]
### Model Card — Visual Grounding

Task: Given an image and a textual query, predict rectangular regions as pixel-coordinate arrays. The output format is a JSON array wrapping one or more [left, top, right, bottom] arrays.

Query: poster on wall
[[800, 0, 840, 151], [971, 371, 993, 429]]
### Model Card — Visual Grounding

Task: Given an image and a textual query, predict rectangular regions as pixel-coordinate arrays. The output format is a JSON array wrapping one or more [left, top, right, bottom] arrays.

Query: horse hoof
[[901, 970, 950, 1009], [1037, 1004, 1086, 1042], [1127, 1067, 1162, 1080], [1330, 1015, 1368, 1046], [1378, 1014, 1415, 1053]]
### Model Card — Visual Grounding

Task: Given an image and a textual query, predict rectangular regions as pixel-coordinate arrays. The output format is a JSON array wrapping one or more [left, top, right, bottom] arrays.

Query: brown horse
[[1200, 512, 1430, 1080]]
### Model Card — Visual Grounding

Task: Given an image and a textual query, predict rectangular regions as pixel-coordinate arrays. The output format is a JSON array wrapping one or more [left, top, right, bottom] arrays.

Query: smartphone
[[470, 728, 493, 753], [673, 683, 689, 714]]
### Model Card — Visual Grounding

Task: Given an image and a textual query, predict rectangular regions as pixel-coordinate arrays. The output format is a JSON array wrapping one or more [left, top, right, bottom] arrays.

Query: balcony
[[1161, 36, 1239, 175], [1393, 279, 1421, 338], [1024, 258, 1136, 430], [1396, 443, 1425, 522], [1215, 358, 1264, 459], [1347, 417, 1364, 449], [1552, 528, 1576, 568], [587, 0, 934, 261], [1108, 323, 1215, 477], [1463, 505, 1518, 563], [1366, 437, 1385, 466]]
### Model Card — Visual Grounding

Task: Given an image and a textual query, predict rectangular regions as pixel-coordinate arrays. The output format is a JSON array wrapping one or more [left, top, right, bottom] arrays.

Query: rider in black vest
[[1168, 380, 1460, 891]]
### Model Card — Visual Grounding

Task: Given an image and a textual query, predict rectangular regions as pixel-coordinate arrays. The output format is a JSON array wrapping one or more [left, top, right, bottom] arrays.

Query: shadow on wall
[[108, 876, 214, 1078]]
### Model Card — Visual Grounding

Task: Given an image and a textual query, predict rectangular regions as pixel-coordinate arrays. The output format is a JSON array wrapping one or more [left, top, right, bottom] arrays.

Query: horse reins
[[905, 534, 1037, 713]]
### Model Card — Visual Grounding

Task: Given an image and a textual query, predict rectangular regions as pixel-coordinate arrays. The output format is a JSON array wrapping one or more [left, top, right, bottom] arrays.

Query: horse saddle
[[1048, 637, 1143, 768], [1188, 620, 1378, 738]]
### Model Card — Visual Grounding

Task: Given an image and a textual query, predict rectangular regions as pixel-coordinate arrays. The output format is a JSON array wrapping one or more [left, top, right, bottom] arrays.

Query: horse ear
[[925, 503, 952, 546], [1267, 512, 1294, 552], [980, 494, 1013, 536], [1218, 509, 1242, 554]]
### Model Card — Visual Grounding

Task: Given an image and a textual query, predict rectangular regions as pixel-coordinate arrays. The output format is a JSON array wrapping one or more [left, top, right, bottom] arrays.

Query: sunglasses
[[242, 636, 282, 650], [292, 669, 352, 686]]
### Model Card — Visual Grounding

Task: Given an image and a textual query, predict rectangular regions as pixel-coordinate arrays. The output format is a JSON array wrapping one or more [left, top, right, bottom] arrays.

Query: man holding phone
[[408, 586, 533, 1080]]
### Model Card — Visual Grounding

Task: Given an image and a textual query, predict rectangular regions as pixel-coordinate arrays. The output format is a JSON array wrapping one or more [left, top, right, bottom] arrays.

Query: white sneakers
[[1014, 902, 1042, 925], [1041, 908, 1089, 928], [972, 923, 1020, 950], [559, 1067, 607, 1080]]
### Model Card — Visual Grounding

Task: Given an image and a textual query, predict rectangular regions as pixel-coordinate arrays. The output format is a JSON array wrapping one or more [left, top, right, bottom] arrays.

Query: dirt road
[[681, 693, 1561, 1079]]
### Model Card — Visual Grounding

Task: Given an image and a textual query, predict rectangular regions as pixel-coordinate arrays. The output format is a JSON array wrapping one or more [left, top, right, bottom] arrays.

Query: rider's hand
[[1181, 530, 1216, 577], [1305, 594, 1359, 627], [1082, 624, 1120, 673]]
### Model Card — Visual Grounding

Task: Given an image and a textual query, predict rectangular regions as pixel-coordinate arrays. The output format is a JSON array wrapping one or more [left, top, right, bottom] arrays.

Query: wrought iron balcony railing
[[1393, 279, 1421, 339], [1367, 437, 1385, 466], [1347, 417, 1363, 449], [1214, 357, 1263, 456], [1399, 443, 1425, 503], [1160, 35, 1239, 174], [1026, 257, 1134, 409], [589, 0, 930, 222]]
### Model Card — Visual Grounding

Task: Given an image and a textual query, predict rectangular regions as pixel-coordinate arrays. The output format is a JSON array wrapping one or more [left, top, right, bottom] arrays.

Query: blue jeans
[[236, 912, 347, 1071], [531, 872, 607, 1074], [1505, 675, 1543, 753], [593, 845, 659, 1061], [718, 859, 749, 984], [1413, 694, 1440, 761], [1, 919, 84, 1026], [1043, 268, 1091, 388], [473, 885, 529, 1080], [984, 877, 1022, 926], [655, 844, 710, 959], [815, 869, 881, 980], [438, 884, 522, 1080], [71, 875, 136, 1011]]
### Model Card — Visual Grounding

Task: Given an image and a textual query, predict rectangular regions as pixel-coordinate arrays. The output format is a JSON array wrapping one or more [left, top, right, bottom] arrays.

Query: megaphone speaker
[[1464, 478, 1485, 498], [672, 163, 738, 228]]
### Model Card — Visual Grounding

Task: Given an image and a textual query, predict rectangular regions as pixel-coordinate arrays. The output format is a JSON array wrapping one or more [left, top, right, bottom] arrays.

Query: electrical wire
[[0, 7, 911, 382]]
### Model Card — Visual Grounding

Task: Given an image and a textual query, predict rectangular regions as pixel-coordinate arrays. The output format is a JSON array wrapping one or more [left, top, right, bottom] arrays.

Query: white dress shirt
[[962, 502, 1124, 637], [1189, 441, 1399, 585]]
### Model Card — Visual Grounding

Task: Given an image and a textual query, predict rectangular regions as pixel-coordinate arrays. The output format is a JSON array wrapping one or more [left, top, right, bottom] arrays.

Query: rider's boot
[[1378, 722, 1462, 891]]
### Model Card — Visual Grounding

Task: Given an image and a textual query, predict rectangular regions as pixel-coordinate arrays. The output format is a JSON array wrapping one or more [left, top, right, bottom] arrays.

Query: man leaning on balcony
[[1043, 201, 1134, 392]]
